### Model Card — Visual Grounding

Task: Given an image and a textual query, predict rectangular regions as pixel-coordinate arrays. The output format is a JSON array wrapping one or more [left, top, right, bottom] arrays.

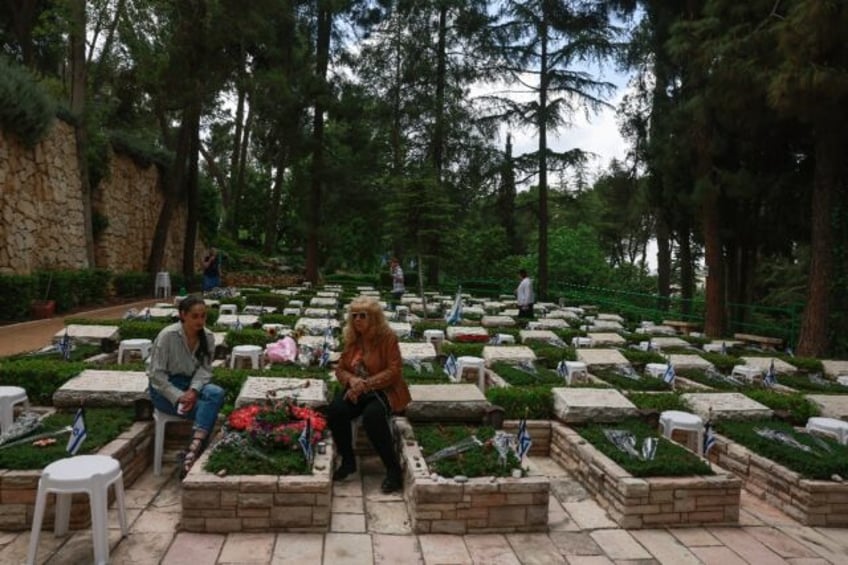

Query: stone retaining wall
[[709, 433, 848, 526], [0, 420, 153, 531], [550, 422, 741, 528], [180, 442, 334, 533], [398, 418, 550, 534]]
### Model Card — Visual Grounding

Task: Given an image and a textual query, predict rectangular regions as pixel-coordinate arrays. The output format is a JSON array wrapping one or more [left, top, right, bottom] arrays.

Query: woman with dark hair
[[147, 295, 225, 477], [327, 295, 411, 493]]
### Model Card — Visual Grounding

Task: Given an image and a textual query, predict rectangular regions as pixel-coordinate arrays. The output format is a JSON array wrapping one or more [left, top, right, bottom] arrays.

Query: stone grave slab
[[480, 315, 516, 328], [576, 348, 630, 368], [399, 342, 437, 362], [315, 291, 339, 298], [547, 309, 580, 321], [295, 317, 340, 336], [358, 290, 381, 298], [355, 285, 376, 291], [282, 307, 301, 316], [703, 340, 743, 353], [821, 360, 848, 378], [387, 322, 413, 338], [650, 336, 691, 350], [243, 305, 277, 315], [461, 306, 485, 318], [235, 376, 327, 408], [271, 289, 298, 296], [667, 353, 714, 371], [409, 302, 441, 315], [634, 325, 676, 336], [586, 332, 626, 347], [681, 392, 772, 421], [216, 314, 259, 329], [405, 384, 489, 421], [144, 307, 178, 318], [303, 307, 335, 318], [588, 319, 623, 331], [309, 297, 337, 308], [446, 326, 489, 340], [501, 308, 520, 317], [596, 313, 625, 323], [740, 356, 797, 374], [483, 301, 506, 313], [53, 324, 120, 346], [805, 395, 848, 420], [53, 369, 149, 407], [482, 345, 536, 366], [526, 318, 569, 330], [298, 335, 338, 351], [519, 329, 560, 344], [552, 388, 638, 423]]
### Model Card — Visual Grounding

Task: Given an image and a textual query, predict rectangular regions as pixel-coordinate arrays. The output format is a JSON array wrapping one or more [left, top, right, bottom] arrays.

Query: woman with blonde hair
[[327, 295, 411, 493]]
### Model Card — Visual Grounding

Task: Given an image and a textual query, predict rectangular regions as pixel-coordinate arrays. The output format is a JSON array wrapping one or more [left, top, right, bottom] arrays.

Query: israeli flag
[[764, 359, 777, 387], [444, 353, 458, 382], [319, 345, 330, 368], [58, 330, 72, 361], [721, 341, 727, 355], [445, 287, 463, 325], [516, 418, 532, 460], [66, 408, 87, 455], [662, 362, 675, 385], [703, 420, 717, 456], [234, 316, 243, 331], [489, 334, 501, 345], [556, 360, 568, 381], [298, 417, 313, 464], [144, 308, 151, 321], [380, 254, 388, 267]]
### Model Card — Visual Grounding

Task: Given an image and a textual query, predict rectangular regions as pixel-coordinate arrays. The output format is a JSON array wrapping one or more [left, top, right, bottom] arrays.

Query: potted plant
[[31, 272, 56, 319]]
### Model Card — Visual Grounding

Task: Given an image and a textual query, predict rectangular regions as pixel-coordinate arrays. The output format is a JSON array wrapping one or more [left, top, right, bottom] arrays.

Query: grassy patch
[[627, 392, 688, 412], [675, 368, 741, 390], [205, 442, 311, 476], [0, 408, 135, 469], [486, 386, 554, 419], [577, 419, 713, 477], [415, 424, 521, 478], [768, 373, 848, 394], [594, 368, 671, 391], [742, 390, 819, 426], [491, 362, 563, 387], [716, 419, 848, 480]]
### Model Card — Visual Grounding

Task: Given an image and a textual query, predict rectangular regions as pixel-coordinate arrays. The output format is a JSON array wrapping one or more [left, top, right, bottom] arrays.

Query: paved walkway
[[1, 304, 848, 563]]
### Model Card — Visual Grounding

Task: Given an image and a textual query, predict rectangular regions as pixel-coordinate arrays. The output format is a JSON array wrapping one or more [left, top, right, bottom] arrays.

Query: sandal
[[179, 437, 206, 479]]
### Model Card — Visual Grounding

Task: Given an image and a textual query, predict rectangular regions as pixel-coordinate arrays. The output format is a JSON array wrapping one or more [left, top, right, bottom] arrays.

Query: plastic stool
[[423, 329, 445, 354], [219, 304, 238, 316], [659, 410, 704, 456], [456, 356, 486, 391], [117, 338, 153, 364], [645, 363, 669, 379], [154, 408, 186, 476], [230, 344, 263, 369], [571, 336, 592, 348], [805, 417, 848, 445], [731, 365, 763, 384], [27, 455, 128, 565], [496, 333, 516, 344], [0, 386, 28, 436], [154, 272, 171, 298], [564, 361, 588, 385]]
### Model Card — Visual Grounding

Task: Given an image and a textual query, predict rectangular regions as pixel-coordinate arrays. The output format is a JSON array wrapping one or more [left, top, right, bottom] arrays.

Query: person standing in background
[[389, 257, 405, 310], [202, 247, 221, 291], [516, 268, 535, 319]]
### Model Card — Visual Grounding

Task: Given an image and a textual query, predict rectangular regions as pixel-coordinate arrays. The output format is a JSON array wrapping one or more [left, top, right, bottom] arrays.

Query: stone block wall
[[710, 433, 848, 526], [1, 120, 200, 275], [0, 420, 152, 531], [551, 422, 741, 528]]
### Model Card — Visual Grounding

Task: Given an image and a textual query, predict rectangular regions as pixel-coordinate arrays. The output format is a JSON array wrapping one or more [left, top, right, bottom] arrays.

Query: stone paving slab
[[552, 387, 638, 423], [822, 360, 848, 378], [740, 356, 797, 374], [309, 297, 338, 308], [483, 345, 537, 366], [235, 376, 327, 407], [480, 315, 516, 327], [635, 325, 677, 335], [576, 348, 630, 368], [53, 324, 120, 345], [446, 326, 489, 340], [586, 332, 626, 347], [519, 329, 561, 344], [597, 313, 625, 324], [243, 305, 277, 315], [546, 309, 581, 321], [53, 369, 149, 407], [587, 320, 624, 331], [405, 383, 489, 421], [399, 342, 437, 362], [681, 392, 773, 421], [805, 394, 848, 420], [668, 353, 714, 370]]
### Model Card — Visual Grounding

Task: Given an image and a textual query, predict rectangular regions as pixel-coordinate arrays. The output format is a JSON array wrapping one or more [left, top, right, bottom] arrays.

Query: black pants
[[327, 390, 400, 475], [518, 303, 534, 319]]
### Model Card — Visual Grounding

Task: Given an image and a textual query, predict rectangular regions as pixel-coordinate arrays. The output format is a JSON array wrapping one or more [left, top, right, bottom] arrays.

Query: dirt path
[[0, 299, 161, 358]]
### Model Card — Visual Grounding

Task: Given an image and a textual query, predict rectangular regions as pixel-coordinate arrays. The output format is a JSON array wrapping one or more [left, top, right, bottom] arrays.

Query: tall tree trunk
[[655, 209, 671, 310], [305, 3, 332, 283], [702, 182, 724, 337], [678, 226, 694, 315], [69, 0, 94, 268], [7, 0, 39, 68], [182, 105, 202, 287], [537, 14, 549, 299], [89, 0, 126, 92], [228, 103, 254, 238], [263, 150, 288, 255], [797, 127, 838, 356]]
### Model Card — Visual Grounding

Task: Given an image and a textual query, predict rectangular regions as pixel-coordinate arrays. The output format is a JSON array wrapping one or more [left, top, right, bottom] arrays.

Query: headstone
[[406, 384, 489, 422], [216, 314, 259, 328], [482, 345, 537, 366], [446, 326, 489, 340], [526, 318, 569, 330], [650, 336, 690, 349], [805, 395, 848, 420], [576, 348, 630, 368], [739, 356, 796, 374], [295, 317, 339, 336], [53, 369, 149, 407], [822, 360, 848, 379], [552, 387, 638, 423], [235, 376, 327, 408], [681, 392, 772, 421], [596, 313, 625, 323], [519, 329, 561, 344], [666, 354, 714, 371], [399, 342, 437, 362], [480, 315, 516, 328], [309, 297, 338, 308], [53, 324, 119, 346], [586, 333, 627, 347]]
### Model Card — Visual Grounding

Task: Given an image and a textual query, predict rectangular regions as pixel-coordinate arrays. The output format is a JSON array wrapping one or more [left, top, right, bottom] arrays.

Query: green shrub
[[260, 314, 298, 326], [594, 368, 671, 391], [577, 419, 713, 477], [0, 408, 135, 469], [118, 320, 170, 341], [0, 57, 56, 147], [415, 424, 521, 478], [785, 356, 824, 374], [34, 269, 112, 312], [716, 419, 847, 480], [403, 364, 450, 384], [524, 344, 574, 368], [0, 274, 37, 321], [224, 328, 272, 348], [627, 392, 687, 412], [205, 441, 312, 476], [699, 352, 744, 374], [743, 390, 819, 425], [773, 373, 848, 393], [441, 342, 485, 357], [112, 271, 153, 298], [485, 386, 553, 419], [0, 359, 86, 404], [619, 349, 666, 368], [491, 362, 562, 387], [244, 292, 288, 310], [676, 368, 740, 391]]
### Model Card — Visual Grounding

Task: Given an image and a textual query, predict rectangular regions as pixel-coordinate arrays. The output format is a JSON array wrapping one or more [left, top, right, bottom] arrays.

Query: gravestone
[[405, 384, 489, 422], [667, 353, 714, 371], [576, 348, 630, 368], [399, 342, 437, 362], [681, 392, 772, 421], [805, 395, 848, 420], [519, 329, 561, 344], [446, 326, 489, 340], [650, 336, 691, 350], [822, 360, 848, 379], [482, 345, 537, 366], [480, 315, 516, 328], [53, 369, 149, 407], [740, 356, 797, 374], [586, 333, 627, 347], [216, 314, 259, 328], [53, 324, 119, 346], [235, 376, 327, 408], [552, 388, 638, 423]]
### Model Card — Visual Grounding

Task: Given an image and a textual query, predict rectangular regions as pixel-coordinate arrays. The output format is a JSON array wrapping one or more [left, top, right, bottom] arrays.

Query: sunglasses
[[351, 312, 368, 320]]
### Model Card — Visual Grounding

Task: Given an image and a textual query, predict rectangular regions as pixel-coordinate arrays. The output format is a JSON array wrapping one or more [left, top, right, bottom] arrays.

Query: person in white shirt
[[389, 258, 405, 310], [516, 269, 535, 319]]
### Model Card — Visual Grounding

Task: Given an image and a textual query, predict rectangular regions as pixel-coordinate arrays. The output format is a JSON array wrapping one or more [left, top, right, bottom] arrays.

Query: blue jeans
[[148, 374, 225, 434], [202, 274, 221, 292]]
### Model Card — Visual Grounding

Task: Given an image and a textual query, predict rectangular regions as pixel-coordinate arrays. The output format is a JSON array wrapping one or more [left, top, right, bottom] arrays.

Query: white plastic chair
[[564, 361, 588, 385], [645, 363, 668, 379], [0, 386, 28, 435], [154, 408, 185, 476], [659, 410, 705, 456], [219, 304, 238, 316], [154, 272, 171, 298], [117, 338, 153, 364], [456, 356, 486, 391], [805, 417, 848, 445], [230, 344, 263, 369], [27, 455, 128, 565]]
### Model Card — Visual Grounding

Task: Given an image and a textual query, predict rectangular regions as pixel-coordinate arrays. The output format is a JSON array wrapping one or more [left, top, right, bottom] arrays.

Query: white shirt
[[516, 276, 534, 307]]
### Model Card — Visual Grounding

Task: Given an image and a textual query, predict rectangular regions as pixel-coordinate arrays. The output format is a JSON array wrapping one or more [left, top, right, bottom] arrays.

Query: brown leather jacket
[[334, 331, 411, 413]]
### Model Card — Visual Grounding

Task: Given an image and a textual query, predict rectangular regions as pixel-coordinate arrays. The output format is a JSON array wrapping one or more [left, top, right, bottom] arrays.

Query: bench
[[733, 333, 783, 349], [662, 320, 700, 335]]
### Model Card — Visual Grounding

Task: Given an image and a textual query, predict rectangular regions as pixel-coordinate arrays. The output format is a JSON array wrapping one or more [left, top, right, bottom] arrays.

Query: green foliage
[[0, 57, 56, 147], [211, 368, 251, 409], [112, 272, 154, 298], [785, 356, 824, 374], [772, 373, 848, 394], [441, 342, 485, 358], [415, 424, 521, 478], [675, 369, 740, 391], [110, 129, 174, 168], [716, 420, 847, 481], [35, 270, 112, 312], [244, 293, 288, 310], [743, 390, 819, 426], [523, 344, 573, 369], [205, 441, 312, 476], [0, 408, 135, 469], [491, 362, 562, 387], [0, 274, 36, 321], [118, 320, 170, 341], [594, 368, 671, 391], [224, 328, 272, 348], [698, 352, 744, 374], [627, 392, 687, 412], [618, 349, 667, 368], [485, 386, 553, 419], [577, 419, 713, 477], [0, 358, 85, 405]]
